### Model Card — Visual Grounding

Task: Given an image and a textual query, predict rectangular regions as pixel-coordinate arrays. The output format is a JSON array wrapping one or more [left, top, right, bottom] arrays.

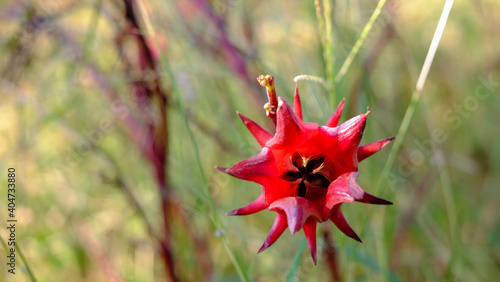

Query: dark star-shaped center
[[280, 152, 331, 201]]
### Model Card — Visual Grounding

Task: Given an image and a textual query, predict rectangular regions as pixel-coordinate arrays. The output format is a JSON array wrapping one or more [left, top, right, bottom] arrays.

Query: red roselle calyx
[[218, 75, 394, 264]]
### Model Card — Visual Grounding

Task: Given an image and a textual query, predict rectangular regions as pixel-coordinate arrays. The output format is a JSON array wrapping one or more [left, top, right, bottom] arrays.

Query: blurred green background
[[1, 0, 499, 281]]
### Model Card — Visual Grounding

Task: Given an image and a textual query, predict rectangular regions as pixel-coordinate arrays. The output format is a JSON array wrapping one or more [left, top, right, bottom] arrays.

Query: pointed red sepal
[[266, 98, 319, 150], [269, 197, 322, 236], [293, 85, 303, 121], [324, 174, 356, 212], [217, 148, 277, 185], [326, 172, 392, 207], [237, 112, 273, 147], [337, 112, 368, 153], [325, 98, 345, 127], [227, 193, 267, 216], [303, 220, 318, 265], [258, 213, 288, 253], [357, 192, 393, 205], [357, 137, 395, 162], [329, 205, 362, 242]]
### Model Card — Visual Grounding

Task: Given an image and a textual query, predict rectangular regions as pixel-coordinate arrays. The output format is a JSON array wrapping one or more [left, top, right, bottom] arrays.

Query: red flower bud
[[219, 79, 394, 264]]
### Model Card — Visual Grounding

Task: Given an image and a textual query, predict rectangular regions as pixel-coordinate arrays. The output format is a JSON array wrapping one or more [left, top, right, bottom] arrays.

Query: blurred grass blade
[[286, 238, 307, 282], [17, 242, 38, 281], [374, 0, 455, 279], [0, 237, 37, 282], [315, 0, 336, 108], [377, 0, 455, 193], [134, 0, 249, 280], [335, 0, 387, 83]]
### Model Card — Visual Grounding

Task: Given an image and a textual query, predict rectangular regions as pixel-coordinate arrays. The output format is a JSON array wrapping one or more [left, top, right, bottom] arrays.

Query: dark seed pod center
[[280, 153, 331, 200]]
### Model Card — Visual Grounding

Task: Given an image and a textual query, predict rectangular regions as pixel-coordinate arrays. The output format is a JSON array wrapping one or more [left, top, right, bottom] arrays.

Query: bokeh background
[[1, 0, 499, 281]]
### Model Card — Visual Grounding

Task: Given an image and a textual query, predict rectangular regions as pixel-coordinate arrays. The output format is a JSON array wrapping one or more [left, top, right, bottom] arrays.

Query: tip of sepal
[[293, 84, 303, 121], [303, 221, 318, 265], [329, 207, 363, 243], [216, 166, 229, 173], [325, 98, 346, 127], [226, 194, 267, 216], [236, 111, 273, 147], [357, 192, 393, 205], [257, 241, 270, 254], [226, 210, 238, 216], [357, 136, 396, 162], [288, 217, 300, 236], [350, 232, 363, 243], [257, 214, 288, 254]]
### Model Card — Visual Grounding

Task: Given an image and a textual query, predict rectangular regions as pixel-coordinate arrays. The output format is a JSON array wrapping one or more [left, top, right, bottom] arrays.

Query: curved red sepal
[[266, 98, 319, 150], [217, 148, 277, 186], [325, 172, 392, 209], [326, 98, 345, 127], [303, 220, 318, 265], [293, 85, 303, 121], [227, 193, 267, 216], [329, 205, 362, 243], [324, 173, 356, 213], [237, 112, 273, 147], [357, 137, 395, 162], [337, 112, 368, 156], [269, 197, 322, 236], [258, 213, 288, 253]]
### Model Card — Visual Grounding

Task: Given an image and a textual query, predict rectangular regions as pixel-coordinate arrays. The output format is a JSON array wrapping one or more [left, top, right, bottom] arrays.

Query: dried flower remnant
[[218, 75, 394, 264]]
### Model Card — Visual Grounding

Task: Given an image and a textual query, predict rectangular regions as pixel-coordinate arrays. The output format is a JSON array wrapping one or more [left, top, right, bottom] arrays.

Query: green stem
[[0, 237, 37, 281], [376, 0, 455, 196], [17, 243, 38, 281], [286, 238, 307, 282], [374, 0, 455, 279], [323, 0, 336, 108], [335, 0, 387, 83]]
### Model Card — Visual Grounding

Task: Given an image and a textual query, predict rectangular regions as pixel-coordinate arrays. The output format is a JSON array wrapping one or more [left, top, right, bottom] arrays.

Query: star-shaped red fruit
[[218, 75, 394, 264]]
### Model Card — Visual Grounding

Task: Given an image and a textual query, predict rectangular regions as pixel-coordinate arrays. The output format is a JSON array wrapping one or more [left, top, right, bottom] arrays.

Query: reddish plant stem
[[323, 228, 341, 281], [121, 1, 177, 280], [257, 75, 278, 126]]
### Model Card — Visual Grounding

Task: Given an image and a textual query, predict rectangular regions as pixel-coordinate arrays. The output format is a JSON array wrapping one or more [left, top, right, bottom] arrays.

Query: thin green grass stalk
[[286, 238, 307, 282], [376, 0, 455, 199], [421, 95, 459, 279], [0, 237, 37, 281], [314, 0, 326, 51], [335, 0, 387, 83], [321, 0, 336, 109], [373, 0, 455, 279], [135, 1, 249, 280], [16, 243, 37, 282]]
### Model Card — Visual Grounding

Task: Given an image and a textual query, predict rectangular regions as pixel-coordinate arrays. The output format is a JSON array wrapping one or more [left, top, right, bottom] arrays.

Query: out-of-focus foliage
[[0, 0, 499, 281]]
